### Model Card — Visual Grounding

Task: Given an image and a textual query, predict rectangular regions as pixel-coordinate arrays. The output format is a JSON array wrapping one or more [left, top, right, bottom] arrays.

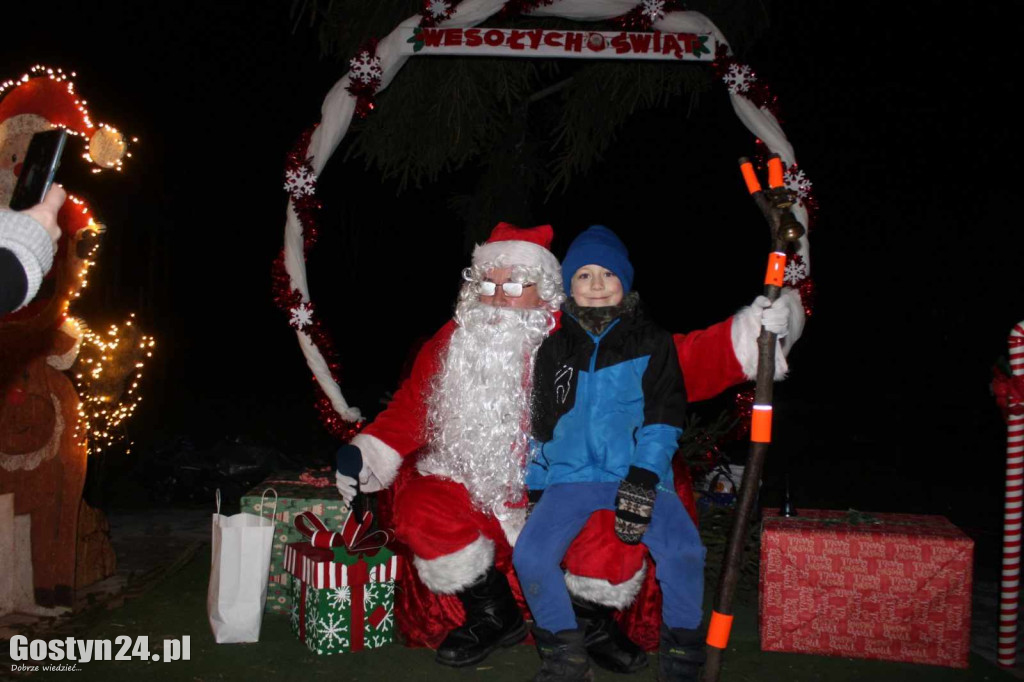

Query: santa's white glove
[[751, 295, 789, 338], [335, 471, 358, 503], [335, 443, 363, 503]]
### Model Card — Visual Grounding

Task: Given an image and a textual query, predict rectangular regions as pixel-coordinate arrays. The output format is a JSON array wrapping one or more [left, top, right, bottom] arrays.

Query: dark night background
[[4, 2, 1022, 580]]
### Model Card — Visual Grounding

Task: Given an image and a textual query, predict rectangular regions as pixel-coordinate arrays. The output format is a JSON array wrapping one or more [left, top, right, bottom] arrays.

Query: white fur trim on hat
[[472, 240, 561, 282], [564, 562, 648, 610], [412, 534, 495, 594]]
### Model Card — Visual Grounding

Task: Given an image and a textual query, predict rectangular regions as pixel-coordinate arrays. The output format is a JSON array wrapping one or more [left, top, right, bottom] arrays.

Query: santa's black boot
[[435, 566, 527, 667], [657, 624, 706, 682], [571, 596, 648, 673], [532, 627, 594, 682]]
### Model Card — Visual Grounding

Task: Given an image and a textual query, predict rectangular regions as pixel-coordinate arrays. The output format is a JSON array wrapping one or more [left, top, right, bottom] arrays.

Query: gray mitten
[[614, 467, 659, 544]]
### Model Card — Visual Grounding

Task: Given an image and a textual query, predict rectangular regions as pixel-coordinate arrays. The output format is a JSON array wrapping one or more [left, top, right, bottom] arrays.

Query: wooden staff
[[703, 155, 804, 682]]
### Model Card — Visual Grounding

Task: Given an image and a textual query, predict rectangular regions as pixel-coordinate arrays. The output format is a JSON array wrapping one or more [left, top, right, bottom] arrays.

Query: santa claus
[[335, 222, 801, 671]]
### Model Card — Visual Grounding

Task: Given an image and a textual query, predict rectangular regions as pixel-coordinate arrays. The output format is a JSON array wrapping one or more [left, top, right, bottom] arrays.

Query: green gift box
[[240, 470, 350, 614], [286, 542, 401, 654]]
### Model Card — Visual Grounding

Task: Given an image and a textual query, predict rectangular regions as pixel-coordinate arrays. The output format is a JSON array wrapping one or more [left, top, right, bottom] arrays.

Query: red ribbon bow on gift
[[993, 368, 1024, 420], [294, 508, 387, 552]]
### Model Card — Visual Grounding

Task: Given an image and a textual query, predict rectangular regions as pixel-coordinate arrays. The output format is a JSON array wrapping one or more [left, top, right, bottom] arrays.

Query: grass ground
[[5, 546, 1012, 682]]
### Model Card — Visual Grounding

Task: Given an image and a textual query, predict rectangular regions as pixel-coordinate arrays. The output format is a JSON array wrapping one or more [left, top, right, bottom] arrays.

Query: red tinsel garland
[[273, 126, 365, 442], [419, 0, 462, 27], [712, 44, 781, 119], [614, 0, 687, 31], [687, 429, 725, 475], [345, 39, 382, 119], [732, 387, 755, 440], [497, 0, 554, 19]]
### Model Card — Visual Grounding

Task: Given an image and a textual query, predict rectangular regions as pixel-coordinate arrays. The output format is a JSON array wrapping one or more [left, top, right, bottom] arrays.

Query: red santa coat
[[355, 311, 747, 650]]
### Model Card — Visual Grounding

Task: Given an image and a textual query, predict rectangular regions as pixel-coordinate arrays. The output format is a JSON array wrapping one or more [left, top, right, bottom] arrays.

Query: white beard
[[418, 298, 554, 517]]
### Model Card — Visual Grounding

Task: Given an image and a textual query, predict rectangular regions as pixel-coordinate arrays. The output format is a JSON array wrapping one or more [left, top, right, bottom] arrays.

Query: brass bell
[[781, 221, 805, 243]]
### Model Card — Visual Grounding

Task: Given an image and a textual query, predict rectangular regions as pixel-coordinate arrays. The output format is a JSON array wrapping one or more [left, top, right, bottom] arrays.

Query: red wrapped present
[[759, 509, 973, 668]]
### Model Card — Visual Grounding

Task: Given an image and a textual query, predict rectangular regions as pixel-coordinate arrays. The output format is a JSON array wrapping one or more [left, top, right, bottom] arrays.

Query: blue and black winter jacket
[[527, 301, 687, 492]]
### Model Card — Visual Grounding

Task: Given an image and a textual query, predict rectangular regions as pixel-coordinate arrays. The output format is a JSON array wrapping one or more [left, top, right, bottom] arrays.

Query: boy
[[513, 225, 705, 682]]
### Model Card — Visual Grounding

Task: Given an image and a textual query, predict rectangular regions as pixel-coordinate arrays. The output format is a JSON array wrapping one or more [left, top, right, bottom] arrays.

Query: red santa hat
[[0, 75, 93, 136], [471, 222, 561, 283], [0, 68, 127, 170]]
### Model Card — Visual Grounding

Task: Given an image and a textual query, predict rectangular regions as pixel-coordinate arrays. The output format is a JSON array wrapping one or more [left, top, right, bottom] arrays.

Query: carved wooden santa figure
[[0, 68, 126, 614]]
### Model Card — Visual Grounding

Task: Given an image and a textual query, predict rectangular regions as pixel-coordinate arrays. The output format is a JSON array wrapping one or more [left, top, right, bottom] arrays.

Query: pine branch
[[289, 0, 773, 225], [344, 58, 539, 191], [680, 410, 738, 473], [290, 0, 422, 60], [545, 61, 710, 197]]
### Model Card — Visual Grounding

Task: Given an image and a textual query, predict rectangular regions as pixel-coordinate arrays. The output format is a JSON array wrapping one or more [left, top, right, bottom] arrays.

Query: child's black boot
[[532, 627, 594, 682], [658, 623, 706, 681]]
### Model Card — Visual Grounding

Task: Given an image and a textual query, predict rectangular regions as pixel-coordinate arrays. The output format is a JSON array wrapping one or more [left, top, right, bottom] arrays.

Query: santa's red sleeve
[[349, 320, 456, 488], [677, 288, 805, 401], [674, 316, 746, 403]]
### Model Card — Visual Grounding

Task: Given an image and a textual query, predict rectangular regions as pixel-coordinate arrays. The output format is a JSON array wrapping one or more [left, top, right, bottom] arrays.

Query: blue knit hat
[[561, 225, 634, 294]]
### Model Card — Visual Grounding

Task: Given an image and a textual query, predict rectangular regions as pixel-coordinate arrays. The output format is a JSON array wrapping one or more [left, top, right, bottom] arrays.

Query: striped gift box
[[284, 542, 401, 589], [285, 542, 402, 654]]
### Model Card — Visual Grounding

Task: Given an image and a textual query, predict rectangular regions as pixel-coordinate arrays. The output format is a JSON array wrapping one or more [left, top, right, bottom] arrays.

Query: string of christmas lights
[[2, 64, 153, 456], [71, 315, 155, 454], [0, 65, 136, 173]]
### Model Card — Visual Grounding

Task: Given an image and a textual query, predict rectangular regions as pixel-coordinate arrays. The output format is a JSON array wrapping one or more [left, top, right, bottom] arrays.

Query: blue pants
[[513, 482, 705, 633]]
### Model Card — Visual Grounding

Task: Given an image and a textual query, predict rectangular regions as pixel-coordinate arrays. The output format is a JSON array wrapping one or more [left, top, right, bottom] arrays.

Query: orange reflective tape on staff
[[750, 405, 773, 443], [767, 155, 785, 189], [703, 157, 804, 682], [706, 610, 734, 649], [764, 252, 786, 288], [739, 159, 761, 195]]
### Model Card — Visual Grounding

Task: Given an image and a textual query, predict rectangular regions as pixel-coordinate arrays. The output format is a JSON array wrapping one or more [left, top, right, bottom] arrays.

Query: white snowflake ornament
[[784, 257, 808, 285], [427, 0, 450, 18], [290, 302, 314, 330], [327, 586, 351, 609], [641, 0, 666, 22], [363, 584, 378, 612], [317, 612, 350, 649], [784, 168, 813, 201], [724, 64, 756, 95], [284, 166, 317, 198], [350, 51, 383, 86]]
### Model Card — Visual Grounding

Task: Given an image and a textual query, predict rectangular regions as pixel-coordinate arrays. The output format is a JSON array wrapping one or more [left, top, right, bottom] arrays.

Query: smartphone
[[9, 128, 67, 210]]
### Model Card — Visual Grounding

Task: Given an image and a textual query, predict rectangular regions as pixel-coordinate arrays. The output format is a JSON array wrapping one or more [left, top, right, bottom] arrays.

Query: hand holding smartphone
[[9, 129, 67, 211]]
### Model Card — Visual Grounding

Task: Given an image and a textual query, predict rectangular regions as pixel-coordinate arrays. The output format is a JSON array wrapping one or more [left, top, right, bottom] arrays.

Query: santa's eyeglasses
[[477, 281, 536, 297]]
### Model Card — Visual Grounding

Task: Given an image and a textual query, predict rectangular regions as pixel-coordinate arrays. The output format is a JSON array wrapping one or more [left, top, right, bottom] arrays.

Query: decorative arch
[[275, 0, 814, 439]]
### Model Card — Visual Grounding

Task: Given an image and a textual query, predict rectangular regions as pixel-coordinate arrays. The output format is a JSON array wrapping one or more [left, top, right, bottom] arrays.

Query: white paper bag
[[207, 488, 277, 643]]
